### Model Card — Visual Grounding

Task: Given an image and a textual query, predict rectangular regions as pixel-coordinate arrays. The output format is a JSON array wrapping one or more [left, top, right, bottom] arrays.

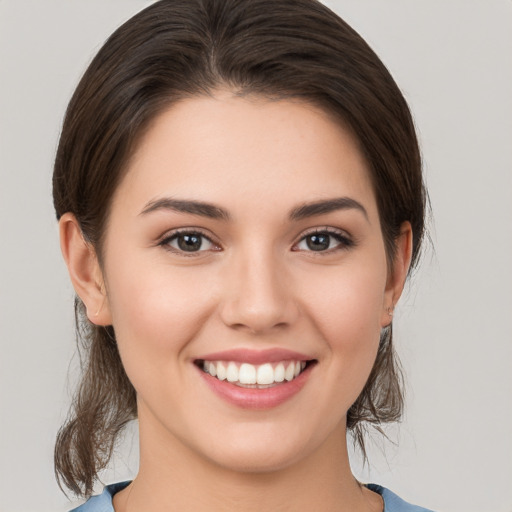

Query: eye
[[294, 230, 353, 252], [161, 230, 217, 253]]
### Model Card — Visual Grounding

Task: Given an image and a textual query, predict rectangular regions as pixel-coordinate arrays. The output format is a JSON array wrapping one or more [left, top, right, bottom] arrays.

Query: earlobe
[[381, 221, 413, 327], [59, 213, 112, 326]]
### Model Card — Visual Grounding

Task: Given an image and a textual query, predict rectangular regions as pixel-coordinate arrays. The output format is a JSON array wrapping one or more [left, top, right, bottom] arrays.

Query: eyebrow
[[289, 197, 369, 222], [139, 198, 231, 220], [139, 196, 368, 222]]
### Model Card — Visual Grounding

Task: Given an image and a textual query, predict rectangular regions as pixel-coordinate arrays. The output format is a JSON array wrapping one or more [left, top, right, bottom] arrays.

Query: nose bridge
[[220, 242, 296, 333]]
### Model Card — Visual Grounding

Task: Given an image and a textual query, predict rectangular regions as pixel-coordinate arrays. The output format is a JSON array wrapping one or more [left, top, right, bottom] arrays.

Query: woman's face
[[96, 92, 406, 473]]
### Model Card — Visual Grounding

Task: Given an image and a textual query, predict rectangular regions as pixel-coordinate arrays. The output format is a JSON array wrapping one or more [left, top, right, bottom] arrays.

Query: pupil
[[178, 234, 202, 251], [306, 234, 330, 251]]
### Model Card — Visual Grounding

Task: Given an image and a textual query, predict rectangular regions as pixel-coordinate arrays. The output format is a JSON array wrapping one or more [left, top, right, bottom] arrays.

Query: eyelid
[[292, 226, 355, 252], [156, 226, 354, 255], [158, 227, 222, 254]]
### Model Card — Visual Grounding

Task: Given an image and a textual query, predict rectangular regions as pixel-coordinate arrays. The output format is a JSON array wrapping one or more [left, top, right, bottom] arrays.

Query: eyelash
[[293, 228, 355, 254], [158, 229, 220, 256], [158, 227, 355, 256]]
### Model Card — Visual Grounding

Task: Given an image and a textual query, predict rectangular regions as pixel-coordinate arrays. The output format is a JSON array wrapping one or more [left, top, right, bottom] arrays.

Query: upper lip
[[196, 348, 314, 365]]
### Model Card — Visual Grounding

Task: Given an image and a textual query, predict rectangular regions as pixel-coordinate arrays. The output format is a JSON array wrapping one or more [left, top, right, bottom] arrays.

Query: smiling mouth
[[195, 359, 316, 388]]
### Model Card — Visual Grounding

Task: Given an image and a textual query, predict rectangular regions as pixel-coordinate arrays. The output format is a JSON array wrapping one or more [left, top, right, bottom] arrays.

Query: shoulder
[[69, 481, 131, 512], [367, 484, 436, 512]]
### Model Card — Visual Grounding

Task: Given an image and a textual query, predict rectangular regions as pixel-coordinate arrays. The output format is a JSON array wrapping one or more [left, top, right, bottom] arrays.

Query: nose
[[219, 247, 299, 334]]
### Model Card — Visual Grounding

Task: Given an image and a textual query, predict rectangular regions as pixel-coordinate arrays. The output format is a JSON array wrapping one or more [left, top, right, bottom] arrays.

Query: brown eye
[[305, 233, 331, 251], [295, 230, 353, 253], [164, 232, 215, 253]]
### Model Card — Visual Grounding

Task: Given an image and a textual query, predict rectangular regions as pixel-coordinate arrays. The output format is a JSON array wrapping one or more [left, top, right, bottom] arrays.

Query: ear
[[381, 221, 413, 327], [59, 213, 112, 326]]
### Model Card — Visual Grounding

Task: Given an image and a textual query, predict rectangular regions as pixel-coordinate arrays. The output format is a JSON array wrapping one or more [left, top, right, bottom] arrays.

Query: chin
[[191, 421, 332, 476], [205, 444, 306, 475]]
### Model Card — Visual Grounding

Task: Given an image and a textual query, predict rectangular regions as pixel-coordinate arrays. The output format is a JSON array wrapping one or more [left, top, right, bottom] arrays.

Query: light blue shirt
[[70, 481, 435, 511]]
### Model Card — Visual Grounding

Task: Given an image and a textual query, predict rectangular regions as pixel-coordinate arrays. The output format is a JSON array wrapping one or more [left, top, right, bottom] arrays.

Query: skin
[[60, 91, 412, 512]]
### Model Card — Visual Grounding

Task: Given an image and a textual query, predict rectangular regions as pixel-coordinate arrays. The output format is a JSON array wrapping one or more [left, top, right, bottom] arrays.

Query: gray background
[[1, 1, 511, 511]]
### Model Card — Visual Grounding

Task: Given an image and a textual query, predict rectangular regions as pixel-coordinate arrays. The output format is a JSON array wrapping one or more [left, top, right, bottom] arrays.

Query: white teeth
[[256, 363, 274, 385], [284, 362, 295, 381], [239, 363, 257, 384], [216, 361, 227, 380], [274, 363, 285, 382], [226, 362, 239, 382], [201, 359, 309, 386]]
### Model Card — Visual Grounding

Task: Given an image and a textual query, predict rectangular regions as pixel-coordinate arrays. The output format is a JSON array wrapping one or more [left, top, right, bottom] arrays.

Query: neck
[[115, 412, 381, 512]]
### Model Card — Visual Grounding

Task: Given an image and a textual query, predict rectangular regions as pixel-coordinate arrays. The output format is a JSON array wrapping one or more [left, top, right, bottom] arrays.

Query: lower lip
[[196, 364, 314, 410]]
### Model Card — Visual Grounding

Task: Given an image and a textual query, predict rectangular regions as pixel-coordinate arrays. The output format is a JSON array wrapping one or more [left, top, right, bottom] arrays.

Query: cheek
[[104, 255, 218, 366], [302, 260, 387, 341], [299, 258, 387, 396]]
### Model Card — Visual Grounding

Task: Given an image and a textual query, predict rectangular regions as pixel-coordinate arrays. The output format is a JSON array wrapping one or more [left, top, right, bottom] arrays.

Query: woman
[[54, 0, 432, 510]]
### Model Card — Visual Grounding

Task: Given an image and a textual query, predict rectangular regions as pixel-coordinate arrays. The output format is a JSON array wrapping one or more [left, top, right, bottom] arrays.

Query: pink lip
[[194, 351, 316, 410], [197, 348, 312, 365]]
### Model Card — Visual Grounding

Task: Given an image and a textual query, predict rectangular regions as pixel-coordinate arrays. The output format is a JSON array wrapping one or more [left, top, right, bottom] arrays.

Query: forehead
[[114, 91, 378, 220]]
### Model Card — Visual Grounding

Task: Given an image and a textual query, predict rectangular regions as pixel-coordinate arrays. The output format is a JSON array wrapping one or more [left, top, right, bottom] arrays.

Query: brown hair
[[53, 0, 425, 497]]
